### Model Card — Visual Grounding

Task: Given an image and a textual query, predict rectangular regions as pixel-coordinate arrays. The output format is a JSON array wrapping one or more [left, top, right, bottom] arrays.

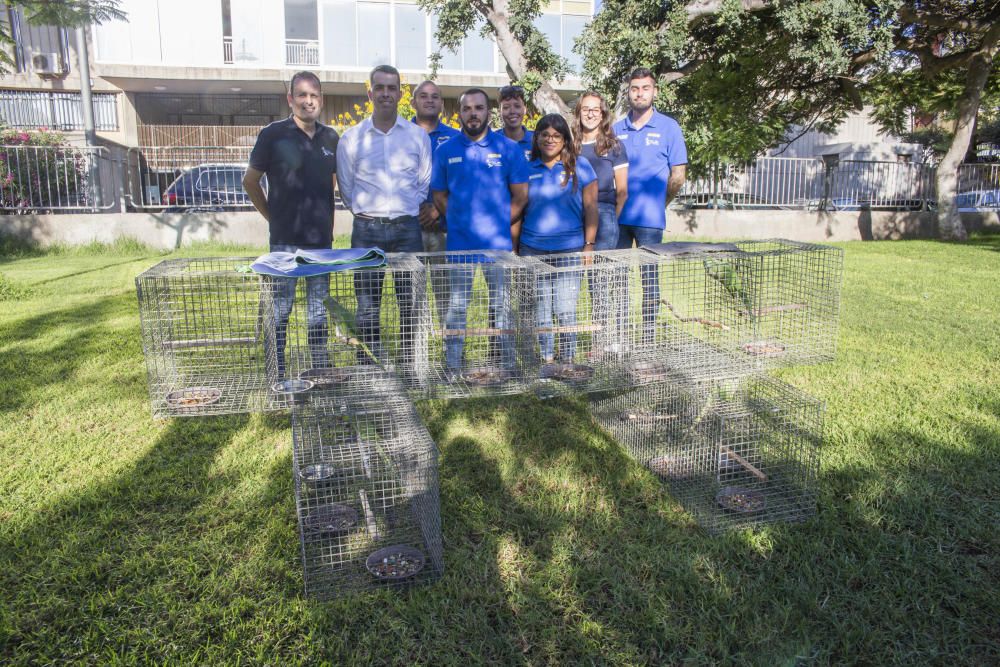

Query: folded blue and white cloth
[[244, 247, 387, 277]]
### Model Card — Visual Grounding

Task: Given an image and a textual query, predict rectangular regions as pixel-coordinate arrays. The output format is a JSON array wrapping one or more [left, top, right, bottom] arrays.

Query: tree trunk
[[480, 0, 570, 116], [935, 49, 994, 241]]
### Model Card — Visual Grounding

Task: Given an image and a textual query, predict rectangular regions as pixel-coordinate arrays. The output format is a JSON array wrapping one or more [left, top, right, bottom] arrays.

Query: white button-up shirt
[[336, 115, 432, 218]]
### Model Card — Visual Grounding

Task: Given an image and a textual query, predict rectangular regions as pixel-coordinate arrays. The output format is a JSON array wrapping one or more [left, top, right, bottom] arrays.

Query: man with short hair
[[498, 85, 533, 161], [244, 70, 339, 378], [337, 64, 432, 366], [613, 67, 688, 343], [431, 88, 529, 375], [412, 79, 459, 253]]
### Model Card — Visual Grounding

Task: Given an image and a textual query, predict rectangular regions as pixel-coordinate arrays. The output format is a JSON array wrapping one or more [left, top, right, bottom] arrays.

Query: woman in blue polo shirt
[[519, 113, 599, 364]]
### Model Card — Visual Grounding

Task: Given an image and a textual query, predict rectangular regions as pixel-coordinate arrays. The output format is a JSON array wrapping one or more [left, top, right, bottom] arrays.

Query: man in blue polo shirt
[[244, 71, 339, 378], [613, 66, 688, 344], [431, 88, 529, 375], [499, 85, 533, 161], [412, 80, 460, 253]]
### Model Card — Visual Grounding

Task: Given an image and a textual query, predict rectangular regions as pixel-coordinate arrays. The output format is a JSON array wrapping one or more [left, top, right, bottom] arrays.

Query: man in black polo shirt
[[244, 71, 339, 378]]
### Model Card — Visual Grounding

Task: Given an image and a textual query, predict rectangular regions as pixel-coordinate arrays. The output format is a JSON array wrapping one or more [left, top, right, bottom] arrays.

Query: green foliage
[[0, 127, 91, 211]]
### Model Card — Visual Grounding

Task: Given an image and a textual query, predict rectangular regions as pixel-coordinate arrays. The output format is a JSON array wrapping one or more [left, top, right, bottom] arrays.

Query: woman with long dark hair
[[572, 90, 628, 250], [519, 113, 599, 363]]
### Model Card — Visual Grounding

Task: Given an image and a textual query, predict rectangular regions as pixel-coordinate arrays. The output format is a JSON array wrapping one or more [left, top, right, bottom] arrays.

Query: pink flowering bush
[[0, 126, 91, 212]]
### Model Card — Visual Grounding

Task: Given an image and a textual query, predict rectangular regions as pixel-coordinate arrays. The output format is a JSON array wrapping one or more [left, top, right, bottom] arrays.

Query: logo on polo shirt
[[486, 153, 503, 168], [616, 134, 628, 140], [448, 157, 463, 164], [322, 147, 335, 157], [529, 173, 543, 180], [437, 136, 450, 145]]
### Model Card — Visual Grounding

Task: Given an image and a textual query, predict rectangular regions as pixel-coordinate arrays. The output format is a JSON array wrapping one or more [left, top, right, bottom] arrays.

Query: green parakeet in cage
[[703, 257, 756, 322], [323, 295, 384, 369]]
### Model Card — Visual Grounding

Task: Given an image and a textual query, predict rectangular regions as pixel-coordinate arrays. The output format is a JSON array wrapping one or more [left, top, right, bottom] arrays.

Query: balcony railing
[[286, 39, 319, 66], [223, 37, 234, 64]]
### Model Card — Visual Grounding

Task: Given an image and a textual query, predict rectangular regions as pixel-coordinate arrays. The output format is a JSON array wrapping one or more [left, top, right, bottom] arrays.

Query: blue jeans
[[267, 243, 330, 379], [444, 262, 514, 371], [521, 244, 582, 362], [351, 216, 423, 363], [595, 202, 619, 251], [616, 224, 664, 344]]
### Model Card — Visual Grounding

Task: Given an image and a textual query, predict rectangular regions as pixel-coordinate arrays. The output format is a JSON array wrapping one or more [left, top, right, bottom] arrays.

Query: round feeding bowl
[[165, 386, 222, 410], [299, 367, 354, 387], [461, 367, 509, 387], [716, 486, 766, 513], [366, 545, 426, 581], [298, 462, 343, 486], [301, 503, 358, 535], [630, 361, 670, 382], [539, 363, 594, 384], [271, 378, 314, 394]]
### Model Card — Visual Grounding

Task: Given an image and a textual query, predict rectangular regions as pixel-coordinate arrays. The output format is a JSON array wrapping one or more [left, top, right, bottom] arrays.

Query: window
[[322, 0, 357, 66], [357, 2, 391, 67], [395, 4, 426, 68], [432, 16, 495, 73]]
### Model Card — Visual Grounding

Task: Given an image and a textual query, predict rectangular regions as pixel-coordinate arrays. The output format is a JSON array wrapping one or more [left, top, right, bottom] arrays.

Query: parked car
[[162, 163, 260, 211], [955, 189, 1000, 212], [806, 197, 864, 212]]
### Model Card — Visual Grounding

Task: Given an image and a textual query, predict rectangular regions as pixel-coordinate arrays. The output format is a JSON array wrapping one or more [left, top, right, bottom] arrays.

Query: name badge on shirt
[[486, 153, 503, 168], [448, 156, 463, 164], [529, 173, 543, 180], [616, 134, 628, 140]]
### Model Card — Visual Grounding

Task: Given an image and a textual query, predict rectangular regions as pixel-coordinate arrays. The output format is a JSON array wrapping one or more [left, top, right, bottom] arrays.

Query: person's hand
[[582, 246, 594, 267], [418, 202, 440, 229]]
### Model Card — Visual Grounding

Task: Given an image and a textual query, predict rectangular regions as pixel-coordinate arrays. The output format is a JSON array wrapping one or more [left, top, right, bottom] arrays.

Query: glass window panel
[[322, 0, 356, 66], [285, 0, 318, 40], [463, 34, 493, 72], [431, 15, 463, 70], [395, 5, 426, 68], [562, 0, 592, 15], [358, 2, 391, 66], [562, 14, 587, 72], [534, 14, 559, 56]]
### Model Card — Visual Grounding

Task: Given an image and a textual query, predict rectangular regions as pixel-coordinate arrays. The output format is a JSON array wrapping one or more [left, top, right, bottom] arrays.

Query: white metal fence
[[0, 144, 114, 211], [286, 39, 320, 66], [0, 89, 119, 131], [1, 146, 998, 214]]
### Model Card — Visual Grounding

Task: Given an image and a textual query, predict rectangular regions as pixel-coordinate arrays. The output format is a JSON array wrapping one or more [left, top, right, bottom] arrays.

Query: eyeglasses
[[538, 133, 564, 144], [579, 106, 603, 116]]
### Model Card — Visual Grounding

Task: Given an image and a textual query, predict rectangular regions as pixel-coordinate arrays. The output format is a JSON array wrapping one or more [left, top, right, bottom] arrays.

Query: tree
[[417, 0, 572, 114], [0, 1, 125, 75], [580, 0, 1000, 240]]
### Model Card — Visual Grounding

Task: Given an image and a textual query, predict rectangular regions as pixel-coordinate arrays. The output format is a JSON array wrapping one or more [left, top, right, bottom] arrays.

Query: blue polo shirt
[[613, 110, 687, 229], [505, 127, 533, 161], [415, 119, 461, 227], [521, 157, 597, 252], [431, 129, 529, 251]]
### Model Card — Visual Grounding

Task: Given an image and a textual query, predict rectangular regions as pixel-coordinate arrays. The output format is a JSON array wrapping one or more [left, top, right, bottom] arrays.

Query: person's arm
[[331, 173, 339, 235], [433, 190, 449, 220], [243, 166, 269, 222], [415, 132, 432, 205], [335, 132, 355, 212], [613, 164, 629, 220], [582, 180, 599, 250], [666, 164, 686, 206], [509, 182, 528, 254], [419, 201, 441, 230]]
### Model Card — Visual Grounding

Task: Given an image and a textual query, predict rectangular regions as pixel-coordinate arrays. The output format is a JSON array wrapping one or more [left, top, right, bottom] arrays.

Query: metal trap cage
[[291, 388, 443, 599], [412, 251, 537, 399], [630, 240, 843, 370], [260, 253, 429, 408], [136, 257, 271, 417], [589, 375, 823, 532]]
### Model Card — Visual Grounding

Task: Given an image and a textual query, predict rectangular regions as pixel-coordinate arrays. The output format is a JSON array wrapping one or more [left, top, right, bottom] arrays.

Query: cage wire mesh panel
[[261, 253, 428, 409], [136, 257, 271, 417], [589, 376, 823, 532], [291, 388, 443, 599], [413, 251, 537, 399]]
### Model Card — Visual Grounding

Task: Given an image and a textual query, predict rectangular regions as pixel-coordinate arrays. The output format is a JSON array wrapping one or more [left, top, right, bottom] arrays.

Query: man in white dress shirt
[[336, 64, 432, 365]]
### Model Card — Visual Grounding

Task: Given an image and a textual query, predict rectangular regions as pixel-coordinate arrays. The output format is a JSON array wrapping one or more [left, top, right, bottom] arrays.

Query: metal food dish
[[741, 340, 786, 356], [539, 363, 594, 383], [301, 503, 358, 534], [365, 545, 426, 580], [299, 367, 354, 386], [271, 378, 314, 394], [630, 361, 671, 382], [716, 486, 766, 513], [165, 386, 222, 408], [461, 367, 509, 387], [299, 462, 344, 484], [647, 455, 682, 478]]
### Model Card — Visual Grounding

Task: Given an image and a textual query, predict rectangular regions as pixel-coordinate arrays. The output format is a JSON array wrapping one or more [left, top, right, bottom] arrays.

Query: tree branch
[[685, 0, 770, 24], [897, 7, 997, 34]]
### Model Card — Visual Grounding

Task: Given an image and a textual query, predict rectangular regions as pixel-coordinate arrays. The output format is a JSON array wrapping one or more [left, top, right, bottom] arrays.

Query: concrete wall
[[1, 210, 996, 250]]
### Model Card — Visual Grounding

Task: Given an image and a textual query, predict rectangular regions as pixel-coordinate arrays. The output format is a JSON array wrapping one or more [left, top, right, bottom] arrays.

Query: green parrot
[[703, 257, 756, 323], [323, 295, 384, 369]]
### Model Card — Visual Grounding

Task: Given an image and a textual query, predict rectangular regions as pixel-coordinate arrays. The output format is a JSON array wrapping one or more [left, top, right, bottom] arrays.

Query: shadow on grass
[[0, 412, 298, 662]]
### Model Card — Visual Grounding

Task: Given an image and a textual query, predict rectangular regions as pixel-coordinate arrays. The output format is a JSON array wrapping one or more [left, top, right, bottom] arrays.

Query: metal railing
[[0, 89, 118, 131], [137, 125, 261, 148], [0, 144, 114, 212], [286, 39, 319, 66], [678, 158, 825, 209], [124, 145, 258, 210], [223, 37, 234, 64]]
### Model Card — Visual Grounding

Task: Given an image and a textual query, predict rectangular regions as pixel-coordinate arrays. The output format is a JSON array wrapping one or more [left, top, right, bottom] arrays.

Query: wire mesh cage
[[412, 251, 537, 399], [291, 388, 443, 599], [589, 375, 823, 532], [136, 257, 271, 417], [625, 240, 843, 371], [260, 253, 429, 409]]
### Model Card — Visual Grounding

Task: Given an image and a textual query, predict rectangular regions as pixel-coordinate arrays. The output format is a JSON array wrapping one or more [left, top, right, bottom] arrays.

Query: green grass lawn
[[1, 235, 998, 665]]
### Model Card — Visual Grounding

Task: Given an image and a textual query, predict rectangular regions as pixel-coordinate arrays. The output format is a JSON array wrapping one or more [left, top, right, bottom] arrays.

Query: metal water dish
[[301, 503, 359, 535], [165, 386, 221, 409], [365, 545, 426, 580]]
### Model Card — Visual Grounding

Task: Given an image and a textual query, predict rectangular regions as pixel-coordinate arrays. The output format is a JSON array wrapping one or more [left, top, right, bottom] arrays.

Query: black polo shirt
[[248, 116, 339, 248]]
